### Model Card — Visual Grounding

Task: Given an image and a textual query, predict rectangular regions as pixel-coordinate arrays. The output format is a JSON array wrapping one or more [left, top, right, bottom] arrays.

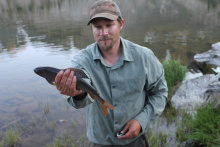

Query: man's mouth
[[99, 37, 112, 41]]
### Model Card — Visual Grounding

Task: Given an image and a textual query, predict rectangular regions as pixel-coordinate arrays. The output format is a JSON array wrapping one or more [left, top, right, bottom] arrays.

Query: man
[[55, 0, 168, 146]]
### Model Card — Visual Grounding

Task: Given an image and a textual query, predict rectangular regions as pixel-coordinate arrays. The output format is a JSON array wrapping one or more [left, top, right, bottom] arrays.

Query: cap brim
[[87, 13, 118, 26]]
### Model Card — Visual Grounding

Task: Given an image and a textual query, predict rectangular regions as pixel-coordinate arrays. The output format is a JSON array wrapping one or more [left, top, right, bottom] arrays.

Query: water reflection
[[0, 0, 220, 60], [201, 0, 220, 9]]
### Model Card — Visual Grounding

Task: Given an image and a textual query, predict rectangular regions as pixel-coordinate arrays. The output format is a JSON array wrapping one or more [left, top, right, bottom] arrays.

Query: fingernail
[[73, 76, 76, 82], [59, 70, 64, 75]]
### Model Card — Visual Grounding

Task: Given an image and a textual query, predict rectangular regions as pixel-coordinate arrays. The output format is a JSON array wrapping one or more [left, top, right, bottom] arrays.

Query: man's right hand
[[55, 69, 84, 97]]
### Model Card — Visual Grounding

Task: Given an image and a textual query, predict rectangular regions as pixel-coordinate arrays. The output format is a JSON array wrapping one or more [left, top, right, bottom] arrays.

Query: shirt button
[[114, 104, 117, 107], [112, 85, 116, 88]]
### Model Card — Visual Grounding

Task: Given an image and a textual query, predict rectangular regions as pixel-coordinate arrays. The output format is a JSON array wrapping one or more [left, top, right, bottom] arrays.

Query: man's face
[[91, 18, 124, 52]]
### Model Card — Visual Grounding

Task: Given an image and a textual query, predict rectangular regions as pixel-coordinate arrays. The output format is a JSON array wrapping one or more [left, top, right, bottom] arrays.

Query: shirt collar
[[91, 37, 134, 62]]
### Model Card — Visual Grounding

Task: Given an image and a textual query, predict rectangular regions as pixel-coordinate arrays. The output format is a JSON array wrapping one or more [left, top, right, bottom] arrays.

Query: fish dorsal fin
[[46, 78, 55, 85], [69, 68, 88, 79]]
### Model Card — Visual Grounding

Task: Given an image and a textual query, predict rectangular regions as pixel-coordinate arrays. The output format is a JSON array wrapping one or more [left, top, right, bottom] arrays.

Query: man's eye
[[95, 26, 102, 29]]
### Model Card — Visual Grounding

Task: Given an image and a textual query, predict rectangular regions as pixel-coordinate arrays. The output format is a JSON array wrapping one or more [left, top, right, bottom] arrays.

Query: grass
[[148, 130, 169, 147], [176, 110, 193, 142], [44, 102, 50, 115], [0, 132, 4, 146], [5, 128, 20, 146], [47, 131, 77, 147], [162, 105, 178, 125], [176, 103, 220, 146], [161, 58, 188, 124], [162, 58, 188, 95]]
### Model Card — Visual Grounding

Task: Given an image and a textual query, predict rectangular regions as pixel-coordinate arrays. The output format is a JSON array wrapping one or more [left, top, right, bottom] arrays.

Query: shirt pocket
[[116, 76, 146, 116], [123, 76, 146, 98]]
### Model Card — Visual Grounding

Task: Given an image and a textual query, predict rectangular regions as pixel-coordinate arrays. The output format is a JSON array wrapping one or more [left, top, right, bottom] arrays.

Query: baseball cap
[[87, 0, 122, 26]]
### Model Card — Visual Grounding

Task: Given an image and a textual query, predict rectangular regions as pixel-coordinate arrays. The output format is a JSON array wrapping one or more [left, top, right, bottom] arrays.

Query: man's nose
[[100, 27, 108, 36]]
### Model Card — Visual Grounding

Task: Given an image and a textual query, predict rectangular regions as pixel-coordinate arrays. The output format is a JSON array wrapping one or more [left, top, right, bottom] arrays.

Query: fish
[[34, 66, 114, 116]]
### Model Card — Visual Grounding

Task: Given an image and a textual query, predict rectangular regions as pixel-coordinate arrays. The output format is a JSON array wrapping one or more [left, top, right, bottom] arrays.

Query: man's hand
[[118, 119, 141, 139], [55, 69, 84, 97]]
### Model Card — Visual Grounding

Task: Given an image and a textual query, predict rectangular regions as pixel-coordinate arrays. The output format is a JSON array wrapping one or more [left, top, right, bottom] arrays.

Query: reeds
[[176, 103, 220, 146], [148, 130, 169, 147]]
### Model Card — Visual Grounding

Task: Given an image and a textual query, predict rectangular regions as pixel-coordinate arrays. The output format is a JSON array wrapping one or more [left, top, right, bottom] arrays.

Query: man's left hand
[[118, 119, 141, 139]]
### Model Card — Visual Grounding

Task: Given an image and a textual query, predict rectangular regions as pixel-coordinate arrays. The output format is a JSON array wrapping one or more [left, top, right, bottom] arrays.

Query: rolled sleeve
[[67, 94, 93, 109]]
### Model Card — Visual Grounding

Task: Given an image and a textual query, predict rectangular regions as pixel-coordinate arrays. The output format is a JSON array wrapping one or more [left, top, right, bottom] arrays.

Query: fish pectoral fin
[[88, 93, 96, 100], [46, 79, 55, 85]]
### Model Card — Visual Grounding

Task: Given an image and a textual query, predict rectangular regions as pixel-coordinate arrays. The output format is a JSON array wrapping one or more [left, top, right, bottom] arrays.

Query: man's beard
[[98, 37, 114, 52]]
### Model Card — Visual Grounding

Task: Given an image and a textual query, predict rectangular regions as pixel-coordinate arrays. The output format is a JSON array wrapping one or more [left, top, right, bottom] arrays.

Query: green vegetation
[[162, 58, 188, 95], [148, 130, 169, 147], [177, 103, 220, 146], [161, 58, 188, 124], [176, 110, 193, 142], [5, 128, 20, 146], [44, 102, 50, 115], [0, 132, 4, 146], [47, 132, 77, 147]]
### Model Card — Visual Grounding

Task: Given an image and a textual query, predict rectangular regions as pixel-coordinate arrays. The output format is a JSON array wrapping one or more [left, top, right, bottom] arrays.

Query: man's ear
[[120, 19, 125, 31]]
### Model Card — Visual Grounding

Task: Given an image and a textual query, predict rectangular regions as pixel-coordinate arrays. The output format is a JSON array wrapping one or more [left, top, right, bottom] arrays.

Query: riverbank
[[149, 42, 220, 146]]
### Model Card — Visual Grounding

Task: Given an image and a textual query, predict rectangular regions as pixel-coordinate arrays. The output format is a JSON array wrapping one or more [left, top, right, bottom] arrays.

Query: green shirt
[[67, 37, 168, 145]]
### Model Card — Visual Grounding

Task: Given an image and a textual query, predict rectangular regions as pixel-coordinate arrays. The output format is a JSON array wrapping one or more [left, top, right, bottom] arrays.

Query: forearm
[[134, 92, 167, 132]]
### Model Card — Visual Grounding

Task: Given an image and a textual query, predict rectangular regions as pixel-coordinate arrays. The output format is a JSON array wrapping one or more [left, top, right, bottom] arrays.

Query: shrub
[[162, 58, 188, 94]]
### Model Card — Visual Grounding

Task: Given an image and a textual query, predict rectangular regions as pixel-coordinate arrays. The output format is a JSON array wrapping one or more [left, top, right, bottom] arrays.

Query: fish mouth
[[34, 67, 41, 75], [34, 67, 39, 74], [34, 67, 46, 77]]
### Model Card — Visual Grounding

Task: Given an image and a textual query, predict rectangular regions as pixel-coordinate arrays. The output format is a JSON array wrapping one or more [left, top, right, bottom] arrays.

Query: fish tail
[[88, 93, 114, 116], [101, 101, 115, 116]]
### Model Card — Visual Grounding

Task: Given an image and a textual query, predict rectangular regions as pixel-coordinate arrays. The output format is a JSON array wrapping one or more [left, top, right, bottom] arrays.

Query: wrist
[[72, 92, 87, 101]]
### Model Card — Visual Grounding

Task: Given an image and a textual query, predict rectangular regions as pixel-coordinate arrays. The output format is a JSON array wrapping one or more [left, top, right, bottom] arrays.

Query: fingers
[[121, 123, 129, 135], [55, 70, 64, 86], [55, 69, 82, 97], [118, 119, 141, 139], [69, 76, 78, 96], [66, 70, 74, 93], [59, 69, 71, 92]]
